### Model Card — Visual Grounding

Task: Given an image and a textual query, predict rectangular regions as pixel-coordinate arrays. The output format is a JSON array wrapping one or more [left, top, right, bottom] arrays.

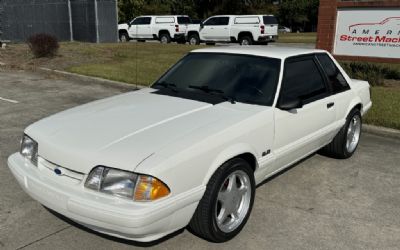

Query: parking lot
[[1, 70, 400, 250]]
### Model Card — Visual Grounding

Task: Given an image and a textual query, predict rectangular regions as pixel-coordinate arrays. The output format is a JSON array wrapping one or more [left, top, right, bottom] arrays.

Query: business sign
[[334, 9, 400, 59]]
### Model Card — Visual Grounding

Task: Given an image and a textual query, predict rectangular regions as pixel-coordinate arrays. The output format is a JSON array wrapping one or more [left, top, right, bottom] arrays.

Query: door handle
[[327, 102, 335, 109]]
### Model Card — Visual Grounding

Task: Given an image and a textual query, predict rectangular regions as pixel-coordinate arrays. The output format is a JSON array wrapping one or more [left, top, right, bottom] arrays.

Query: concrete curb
[[38, 67, 147, 91], [362, 124, 400, 140]]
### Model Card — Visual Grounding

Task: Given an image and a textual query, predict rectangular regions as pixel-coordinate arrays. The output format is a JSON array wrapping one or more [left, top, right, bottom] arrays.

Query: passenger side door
[[273, 55, 337, 170]]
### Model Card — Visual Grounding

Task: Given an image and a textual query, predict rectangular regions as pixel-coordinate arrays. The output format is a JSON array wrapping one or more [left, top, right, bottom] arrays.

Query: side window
[[131, 18, 143, 25], [218, 17, 230, 25], [280, 58, 328, 104], [316, 54, 350, 94], [204, 17, 218, 26], [142, 17, 151, 25]]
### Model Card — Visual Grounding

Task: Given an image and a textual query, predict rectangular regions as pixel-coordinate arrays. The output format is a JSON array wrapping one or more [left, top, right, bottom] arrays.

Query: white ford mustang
[[8, 46, 372, 243]]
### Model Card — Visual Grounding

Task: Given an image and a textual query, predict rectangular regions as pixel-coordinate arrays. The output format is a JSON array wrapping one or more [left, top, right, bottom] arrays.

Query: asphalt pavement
[[1, 70, 400, 250]]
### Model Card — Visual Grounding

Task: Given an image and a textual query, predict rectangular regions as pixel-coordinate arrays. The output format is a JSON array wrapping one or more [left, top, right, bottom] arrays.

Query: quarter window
[[280, 58, 328, 104], [316, 54, 350, 94]]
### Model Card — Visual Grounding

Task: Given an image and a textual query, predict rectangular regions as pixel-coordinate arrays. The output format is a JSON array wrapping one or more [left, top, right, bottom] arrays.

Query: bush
[[340, 61, 400, 86], [27, 33, 59, 58]]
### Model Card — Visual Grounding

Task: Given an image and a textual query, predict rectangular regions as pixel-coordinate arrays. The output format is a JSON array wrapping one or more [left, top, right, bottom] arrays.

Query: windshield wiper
[[188, 85, 236, 104], [154, 81, 179, 93]]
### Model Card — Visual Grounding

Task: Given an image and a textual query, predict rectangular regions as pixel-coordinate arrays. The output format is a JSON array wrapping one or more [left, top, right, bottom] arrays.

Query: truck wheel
[[321, 108, 362, 159], [159, 33, 171, 44], [239, 36, 253, 46], [188, 34, 200, 45], [189, 158, 255, 242], [119, 32, 129, 42]]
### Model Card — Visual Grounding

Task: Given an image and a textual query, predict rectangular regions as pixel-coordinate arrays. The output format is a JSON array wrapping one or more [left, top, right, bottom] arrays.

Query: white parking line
[[0, 97, 19, 104]]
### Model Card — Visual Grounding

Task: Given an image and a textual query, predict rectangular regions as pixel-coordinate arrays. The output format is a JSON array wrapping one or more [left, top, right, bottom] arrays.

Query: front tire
[[188, 34, 200, 45], [322, 108, 362, 159], [119, 32, 129, 42], [189, 158, 255, 242]]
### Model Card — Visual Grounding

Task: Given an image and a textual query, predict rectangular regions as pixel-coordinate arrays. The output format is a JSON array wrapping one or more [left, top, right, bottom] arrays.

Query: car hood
[[26, 89, 254, 174]]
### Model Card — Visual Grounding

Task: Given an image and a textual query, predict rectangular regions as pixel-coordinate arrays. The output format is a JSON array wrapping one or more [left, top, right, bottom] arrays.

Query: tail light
[[260, 25, 265, 34], [175, 25, 179, 32]]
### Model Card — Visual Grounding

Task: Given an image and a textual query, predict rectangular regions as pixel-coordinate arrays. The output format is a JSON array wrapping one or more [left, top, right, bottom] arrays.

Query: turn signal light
[[134, 175, 170, 201]]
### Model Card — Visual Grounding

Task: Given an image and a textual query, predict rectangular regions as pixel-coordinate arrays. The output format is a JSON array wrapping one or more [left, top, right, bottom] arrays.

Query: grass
[[365, 87, 400, 130], [66, 43, 202, 85], [277, 32, 317, 44]]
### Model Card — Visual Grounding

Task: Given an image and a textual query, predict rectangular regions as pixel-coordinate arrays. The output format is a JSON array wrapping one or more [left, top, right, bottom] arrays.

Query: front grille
[[38, 157, 85, 181]]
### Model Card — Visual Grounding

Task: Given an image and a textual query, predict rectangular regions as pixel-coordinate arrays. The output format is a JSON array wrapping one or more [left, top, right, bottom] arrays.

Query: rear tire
[[159, 33, 171, 44], [322, 108, 362, 159], [239, 36, 253, 46], [189, 158, 255, 242]]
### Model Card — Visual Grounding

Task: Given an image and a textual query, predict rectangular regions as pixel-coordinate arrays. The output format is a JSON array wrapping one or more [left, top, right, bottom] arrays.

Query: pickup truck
[[118, 15, 192, 44], [8, 47, 371, 243], [186, 15, 279, 45]]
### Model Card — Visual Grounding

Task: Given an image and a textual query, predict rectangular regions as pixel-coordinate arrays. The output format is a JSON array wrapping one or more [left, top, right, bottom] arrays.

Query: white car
[[279, 26, 292, 33], [118, 15, 192, 44], [8, 47, 372, 243], [186, 15, 279, 45]]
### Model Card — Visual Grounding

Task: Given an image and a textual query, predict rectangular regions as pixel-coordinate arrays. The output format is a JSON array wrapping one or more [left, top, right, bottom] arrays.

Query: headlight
[[84, 166, 170, 201], [20, 134, 38, 166]]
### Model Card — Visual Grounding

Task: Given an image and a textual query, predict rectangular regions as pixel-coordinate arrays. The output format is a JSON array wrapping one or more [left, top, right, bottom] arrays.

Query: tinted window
[[153, 53, 281, 106], [218, 17, 230, 25], [280, 58, 328, 104], [263, 16, 278, 25], [177, 17, 192, 24], [204, 17, 229, 26], [131, 17, 151, 25], [204, 17, 218, 26], [316, 54, 350, 94]]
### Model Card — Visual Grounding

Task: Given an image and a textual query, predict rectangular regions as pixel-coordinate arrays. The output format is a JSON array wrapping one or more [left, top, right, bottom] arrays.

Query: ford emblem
[[54, 168, 62, 175]]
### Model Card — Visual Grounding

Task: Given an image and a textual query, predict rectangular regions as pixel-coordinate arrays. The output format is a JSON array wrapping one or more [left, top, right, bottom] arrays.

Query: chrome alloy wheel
[[346, 115, 361, 153], [215, 170, 252, 233], [241, 39, 250, 46]]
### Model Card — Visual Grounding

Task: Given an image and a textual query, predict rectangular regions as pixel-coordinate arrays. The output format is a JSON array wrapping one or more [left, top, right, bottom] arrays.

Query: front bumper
[[8, 153, 204, 242]]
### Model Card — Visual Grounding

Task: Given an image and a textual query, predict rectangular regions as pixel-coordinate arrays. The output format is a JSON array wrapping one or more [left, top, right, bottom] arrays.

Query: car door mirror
[[200, 22, 204, 29], [278, 97, 303, 111]]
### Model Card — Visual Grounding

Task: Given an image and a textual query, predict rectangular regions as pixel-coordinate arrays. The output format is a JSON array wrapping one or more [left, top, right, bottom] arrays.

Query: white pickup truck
[[118, 15, 192, 44], [9, 47, 371, 243], [186, 15, 279, 45]]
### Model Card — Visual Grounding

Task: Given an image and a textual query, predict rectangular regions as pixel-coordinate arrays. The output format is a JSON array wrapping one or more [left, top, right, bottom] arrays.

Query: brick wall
[[316, 0, 400, 63]]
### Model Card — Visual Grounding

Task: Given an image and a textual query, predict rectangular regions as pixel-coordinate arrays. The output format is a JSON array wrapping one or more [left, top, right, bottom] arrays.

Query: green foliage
[[279, 0, 319, 31], [340, 62, 400, 86], [118, 0, 145, 22]]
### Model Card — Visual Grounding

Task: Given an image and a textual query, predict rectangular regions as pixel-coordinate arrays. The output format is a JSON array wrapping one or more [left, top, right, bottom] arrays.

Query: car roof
[[190, 46, 327, 60]]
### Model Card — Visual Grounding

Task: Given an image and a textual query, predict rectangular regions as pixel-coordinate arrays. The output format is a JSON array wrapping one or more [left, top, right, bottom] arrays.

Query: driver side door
[[273, 55, 337, 171]]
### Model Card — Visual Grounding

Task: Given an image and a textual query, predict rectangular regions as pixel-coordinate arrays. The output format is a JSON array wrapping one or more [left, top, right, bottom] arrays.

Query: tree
[[118, 0, 145, 22], [279, 0, 319, 32]]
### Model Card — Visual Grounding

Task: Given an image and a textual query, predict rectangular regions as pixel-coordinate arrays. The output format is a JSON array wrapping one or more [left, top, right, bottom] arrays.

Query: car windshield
[[152, 53, 281, 106]]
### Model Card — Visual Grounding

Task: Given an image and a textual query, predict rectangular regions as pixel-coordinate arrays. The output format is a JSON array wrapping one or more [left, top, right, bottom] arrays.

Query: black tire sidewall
[[239, 36, 252, 45], [342, 109, 362, 157], [160, 33, 171, 43], [189, 34, 200, 45], [207, 159, 255, 242]]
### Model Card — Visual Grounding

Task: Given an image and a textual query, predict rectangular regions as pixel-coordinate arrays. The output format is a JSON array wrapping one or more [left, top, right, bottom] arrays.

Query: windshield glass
[[152, 53, 281, 106]]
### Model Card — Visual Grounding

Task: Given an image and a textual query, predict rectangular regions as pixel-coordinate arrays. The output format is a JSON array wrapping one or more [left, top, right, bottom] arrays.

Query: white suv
[[118, 15, 192, 44], [186, 15, 279, 45]]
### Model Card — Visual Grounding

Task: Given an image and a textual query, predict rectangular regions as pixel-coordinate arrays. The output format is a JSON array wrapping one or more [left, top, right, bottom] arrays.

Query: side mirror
[[278, 97, 303, 111], [200, 22, 204, 29]]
